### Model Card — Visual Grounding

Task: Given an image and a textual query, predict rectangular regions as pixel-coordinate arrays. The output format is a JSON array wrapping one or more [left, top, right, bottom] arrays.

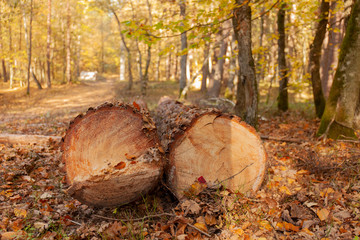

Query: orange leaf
[[14, 208, 27, 218], [283, 222, 300, 232], [317, 208, 329, 221], [133, 101, 140, 110], [114, 161, 126, 170], [193, 222, 207, 233]]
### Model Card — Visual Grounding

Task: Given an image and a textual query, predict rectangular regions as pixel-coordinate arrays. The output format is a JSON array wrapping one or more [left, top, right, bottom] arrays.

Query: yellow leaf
[[287, 178, 296, 184], [259, 220, 272, 231], [302, 228, 314, 235], [14, 208, 27, 218], [233, 228, 244, 236], [296, 170, 310, 175], [279, 186, 292, 195], [193, 222, 207, 233], [320, 188, 334, 197], [317, 208, 329, 221]]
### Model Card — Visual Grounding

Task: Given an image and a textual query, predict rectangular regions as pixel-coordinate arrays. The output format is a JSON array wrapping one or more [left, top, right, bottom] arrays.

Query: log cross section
[[156, 99, 267, 198]]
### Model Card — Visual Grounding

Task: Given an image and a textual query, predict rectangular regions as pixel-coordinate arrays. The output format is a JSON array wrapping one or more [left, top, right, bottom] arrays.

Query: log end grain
[[61, 103, 164, 207]]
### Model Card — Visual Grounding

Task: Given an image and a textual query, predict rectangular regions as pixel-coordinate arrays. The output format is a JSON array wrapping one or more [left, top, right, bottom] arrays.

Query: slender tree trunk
[[232, 0, 258, 127], [201, 43, 210, 93], [308, 0, 329, 118], [179, 0, 187, 95], [46, 0, 52, 88], [226, 33, 237, 97], [111, 9, 133, 89], [24, 0, 33, 95], [277, 2, 289, 111], [8, 21, 14, 89], [66, 0, 71, 84], [166, 51, 171, 81], [318, 0, 360, 139], [0, 6, 7, 83], [208, 30, 228, 97], [142, 46, 151, 95], [100, 17, 105, 74]]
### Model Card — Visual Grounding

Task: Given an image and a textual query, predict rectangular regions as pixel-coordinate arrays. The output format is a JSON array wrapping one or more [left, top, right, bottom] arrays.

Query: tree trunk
[[308, 0, 329, 118], [46, 0, 51, 88], [179, 0, 188, 95], [277, 2, 289, 111], [321, 1, 343, 97], [232, 0, 258, 127], [31, 66, 43, 89], [0, 5, 7, 83], [141, 45, 151, 96], [24, 0, 33, 95], [201, 43, 210, 93], [61, 102, 164, 207], [66, 0, 71, 84], [318, 0, 360, 139], [208, 30, 228, 98], [155, 98, 267, 199], [166, 51, 171, 81]]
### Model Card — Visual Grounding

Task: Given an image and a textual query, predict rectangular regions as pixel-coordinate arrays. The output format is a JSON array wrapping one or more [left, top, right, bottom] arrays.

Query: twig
[[212, 163, 254, 188], [69, 220, 82, 226], [93, 213, 176, 222], [261, 135, 302, 144], [338, 139, 360, 144], [186, 222, 212, 238]]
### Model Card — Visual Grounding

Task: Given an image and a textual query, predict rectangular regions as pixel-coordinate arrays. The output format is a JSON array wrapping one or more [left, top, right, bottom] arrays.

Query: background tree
[[232, 0, 258, 127], [318, 0, 360, 139], [308, 0, 329, 118]]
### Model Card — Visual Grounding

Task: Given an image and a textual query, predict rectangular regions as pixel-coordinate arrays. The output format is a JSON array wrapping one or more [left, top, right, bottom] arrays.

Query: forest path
[[0, 77, 118, 135]]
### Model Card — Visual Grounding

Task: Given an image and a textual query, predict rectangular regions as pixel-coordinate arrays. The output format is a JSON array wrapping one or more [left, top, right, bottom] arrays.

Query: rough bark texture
[[61, 102, 164, 207], [277, 2, 289, 112], [232, 0, 258, 127], [179, 0, 187, 94], [155, 98, 267, 199], [0, 134, 61, 146], [318, 0, 360, 139], [308, 0, 329, 118]]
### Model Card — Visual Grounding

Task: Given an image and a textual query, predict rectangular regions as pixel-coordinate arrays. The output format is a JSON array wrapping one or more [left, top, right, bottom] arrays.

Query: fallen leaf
[[181, 200, 201, 214], [125, 153, 136, 160], [320, 188, 334, 197], [317, 208, 329, 221], [333, 210, 351, 220], [13, 208, 27, 218], [133, 101, 140, 111], [1, 231, 26, 240], [279, 186, 292, 195], [193, 222, 207, 233], [197, 176, 206, 183], [204, 214, 217, 226]]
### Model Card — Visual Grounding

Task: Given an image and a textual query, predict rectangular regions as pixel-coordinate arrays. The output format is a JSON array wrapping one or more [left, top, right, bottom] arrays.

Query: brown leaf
[[114, 161, 126, 170], [181, 200, 201, 215], [316, 208, 329, 221], [204, 214, 217, 226]]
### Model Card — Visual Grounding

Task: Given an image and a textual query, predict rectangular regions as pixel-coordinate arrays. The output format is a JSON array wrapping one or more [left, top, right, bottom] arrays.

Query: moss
[[317, 1, 360, 137], [327, 121, 356, 140]]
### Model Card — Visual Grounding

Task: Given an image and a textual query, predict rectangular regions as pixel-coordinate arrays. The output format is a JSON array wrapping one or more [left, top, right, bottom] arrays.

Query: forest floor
[[0, 78, 360, 240]]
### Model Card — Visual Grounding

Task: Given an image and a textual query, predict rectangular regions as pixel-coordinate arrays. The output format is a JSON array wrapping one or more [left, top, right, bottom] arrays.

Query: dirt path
[[0, 78, 118, 135]]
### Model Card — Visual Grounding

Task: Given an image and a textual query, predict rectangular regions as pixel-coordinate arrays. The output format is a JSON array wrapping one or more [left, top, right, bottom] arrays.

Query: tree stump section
[[61, 102, 164, 207], [156, 99, 267, 198]]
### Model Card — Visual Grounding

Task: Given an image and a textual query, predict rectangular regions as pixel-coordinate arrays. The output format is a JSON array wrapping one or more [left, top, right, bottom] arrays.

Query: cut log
[[61, 102, 164, 207], [0, 133, 61, 146], [155, 98, 267, 198]]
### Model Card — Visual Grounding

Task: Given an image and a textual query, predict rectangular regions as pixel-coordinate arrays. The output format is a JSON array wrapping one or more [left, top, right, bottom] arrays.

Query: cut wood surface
[[0, 133, 61, 145], [61, 102, 164, 207], [156, 98, 267, 198]]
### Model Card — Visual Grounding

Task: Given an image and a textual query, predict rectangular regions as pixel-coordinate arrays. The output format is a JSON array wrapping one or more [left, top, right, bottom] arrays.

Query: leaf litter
[[0, 111, 359, 239]]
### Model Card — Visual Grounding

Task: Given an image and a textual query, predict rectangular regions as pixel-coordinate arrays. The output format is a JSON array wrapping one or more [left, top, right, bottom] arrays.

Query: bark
[[308, 0, 329, 118], [24, 0, 33, 95], [166, 51, 171, 81], [61, 102, 164, 207], [318, 0, 360, 139], [201, 43, 210, 93], [277, 2, 289, 111], [155, 98, 267, 198], [46, 0, 51, 88], [0, 5, 7, 83], [179, 0, 188, 95], [208, 30, 228, 98], [0, 134, 61, 146], [66, 0, 71, 84], [141, 45, 151, 95], [232, 0, 258, 127], [321, 1, 343, 97]]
